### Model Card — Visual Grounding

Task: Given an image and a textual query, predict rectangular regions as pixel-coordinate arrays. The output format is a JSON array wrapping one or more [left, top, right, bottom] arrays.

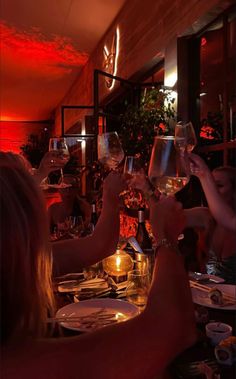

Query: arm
[[52, 171, 126, 275], [3, 198, 196, 379], [184, 207, 215, 230], [189, 153, 236, 231]]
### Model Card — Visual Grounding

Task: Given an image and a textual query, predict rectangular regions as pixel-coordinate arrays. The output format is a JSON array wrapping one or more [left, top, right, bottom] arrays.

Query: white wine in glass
[[148, 136, 190, 196], [97, 132, 124, 170], [175, 121, 197, 153]]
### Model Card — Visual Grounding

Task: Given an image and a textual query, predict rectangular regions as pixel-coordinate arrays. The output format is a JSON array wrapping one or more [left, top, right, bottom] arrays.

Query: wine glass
[[148, 135, 190, 196], [122, 156, 146, 209], [48, 137, 70, 188], [175, 121, 197, 153], [97, 132, 124, 170], [123, 156, 142, 178]]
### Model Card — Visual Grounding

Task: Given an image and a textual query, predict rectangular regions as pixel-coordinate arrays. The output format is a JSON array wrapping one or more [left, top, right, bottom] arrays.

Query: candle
[[103, 249, 134, 277]]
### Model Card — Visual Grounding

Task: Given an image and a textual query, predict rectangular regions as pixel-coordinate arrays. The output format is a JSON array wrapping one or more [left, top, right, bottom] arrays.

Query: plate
[[191, 284, 236, 310], [56, 298, 140, 332], [189, 272, 225, 284], [47, 183, 72, 189]]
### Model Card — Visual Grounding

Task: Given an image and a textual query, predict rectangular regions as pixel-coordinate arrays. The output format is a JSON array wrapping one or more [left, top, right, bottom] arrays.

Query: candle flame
[[116, 255, 121, 269]]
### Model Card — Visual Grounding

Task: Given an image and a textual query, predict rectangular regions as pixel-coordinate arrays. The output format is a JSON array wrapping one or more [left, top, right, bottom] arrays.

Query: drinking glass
[[97, 132, 124, 170], [175, 121, 197, 153], [122, 155, 146, 209], [48, 137, 70, 188], [148, 135, 190, 196], [126, 269, 150, 311], [123, 156, 142, 178]]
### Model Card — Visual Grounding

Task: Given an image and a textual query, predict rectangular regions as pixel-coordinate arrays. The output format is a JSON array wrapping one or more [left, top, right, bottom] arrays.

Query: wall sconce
[[103, 249, 134, 282], [103, 27, 120, 90]]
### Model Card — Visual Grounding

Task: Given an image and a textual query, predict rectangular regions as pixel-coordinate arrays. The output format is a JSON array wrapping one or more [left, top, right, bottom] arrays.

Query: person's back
[[205, 167, 236, 283]]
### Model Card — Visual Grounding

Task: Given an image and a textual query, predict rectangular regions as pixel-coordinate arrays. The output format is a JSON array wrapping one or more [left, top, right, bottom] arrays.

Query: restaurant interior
[[1, 1, 236, 378]]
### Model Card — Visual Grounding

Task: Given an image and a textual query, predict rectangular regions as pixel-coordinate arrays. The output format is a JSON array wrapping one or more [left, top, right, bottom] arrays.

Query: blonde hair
[[212, 166, 236, 190], [0, 152, 55, 344]]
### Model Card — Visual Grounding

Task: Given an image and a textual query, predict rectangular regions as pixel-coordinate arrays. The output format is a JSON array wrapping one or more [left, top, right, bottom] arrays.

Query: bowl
[[205, 322, 232, 346]]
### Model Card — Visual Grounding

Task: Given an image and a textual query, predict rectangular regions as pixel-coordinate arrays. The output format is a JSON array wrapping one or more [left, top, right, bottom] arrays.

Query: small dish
[[206, 322, 232, 346]]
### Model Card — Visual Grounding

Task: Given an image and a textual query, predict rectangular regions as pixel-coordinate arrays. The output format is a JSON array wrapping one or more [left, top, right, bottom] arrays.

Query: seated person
[[189, 155, 236, 284], [189, 153, 236, 231], [1, 152, 196, 379]]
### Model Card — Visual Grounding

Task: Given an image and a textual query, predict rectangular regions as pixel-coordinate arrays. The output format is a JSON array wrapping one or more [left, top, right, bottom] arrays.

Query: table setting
[[52, 251, 236, 379]]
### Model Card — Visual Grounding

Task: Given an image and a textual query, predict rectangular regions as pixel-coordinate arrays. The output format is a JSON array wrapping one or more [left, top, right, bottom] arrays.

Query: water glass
[[126, 269, 150, 311]]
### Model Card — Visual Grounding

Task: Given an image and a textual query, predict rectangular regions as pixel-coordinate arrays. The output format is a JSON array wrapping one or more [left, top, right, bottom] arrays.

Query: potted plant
[[119, 87, 176, 165]]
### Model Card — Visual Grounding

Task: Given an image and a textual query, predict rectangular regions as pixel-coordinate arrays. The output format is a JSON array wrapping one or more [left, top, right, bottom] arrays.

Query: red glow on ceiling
[[0, 21, 89, 75]]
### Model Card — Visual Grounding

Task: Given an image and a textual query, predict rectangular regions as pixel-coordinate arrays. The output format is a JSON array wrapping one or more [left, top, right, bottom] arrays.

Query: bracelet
[[155, 238, 181, 256]]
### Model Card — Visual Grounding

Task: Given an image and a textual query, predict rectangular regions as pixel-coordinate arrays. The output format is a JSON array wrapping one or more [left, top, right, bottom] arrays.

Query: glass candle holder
[[102, 249, 134, 281]]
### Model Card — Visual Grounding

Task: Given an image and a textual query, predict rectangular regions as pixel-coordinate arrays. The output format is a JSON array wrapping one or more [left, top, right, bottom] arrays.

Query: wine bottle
[[135, 208, 152, 252], [135, 208, 154, 276], [88, 202, 98, 234], [91, 202, 98, 225]]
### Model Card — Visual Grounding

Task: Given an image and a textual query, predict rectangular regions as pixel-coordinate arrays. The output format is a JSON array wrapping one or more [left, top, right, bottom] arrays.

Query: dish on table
[[47, 183, 72, 189], [57, 278, 109, 294], [56, 298, 140, 332], [188, 272, 225, 284], [191, 284, 236, 310]]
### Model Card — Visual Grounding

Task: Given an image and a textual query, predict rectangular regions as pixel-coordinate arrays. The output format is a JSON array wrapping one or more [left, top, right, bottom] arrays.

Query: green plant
[[119, 88, 176, 162]]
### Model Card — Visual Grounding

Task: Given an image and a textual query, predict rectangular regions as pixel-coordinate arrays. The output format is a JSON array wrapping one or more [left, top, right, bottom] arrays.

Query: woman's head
[[0, 152, 54, 344], [212, 166, 236, 206]]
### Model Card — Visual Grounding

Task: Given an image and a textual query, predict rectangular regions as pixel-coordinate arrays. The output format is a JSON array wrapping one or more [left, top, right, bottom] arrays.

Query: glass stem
[[60, 168, 64, 183]]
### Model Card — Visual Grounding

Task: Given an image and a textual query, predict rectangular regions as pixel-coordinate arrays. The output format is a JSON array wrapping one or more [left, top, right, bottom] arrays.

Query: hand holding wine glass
[[97, 132, 124, 170]]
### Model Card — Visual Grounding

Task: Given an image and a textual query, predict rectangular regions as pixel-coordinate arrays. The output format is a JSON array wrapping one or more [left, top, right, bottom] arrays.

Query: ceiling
[[0, 0, 127, 122]]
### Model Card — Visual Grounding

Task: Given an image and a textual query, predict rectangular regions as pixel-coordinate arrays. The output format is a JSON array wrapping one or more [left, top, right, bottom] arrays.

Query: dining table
[[53, 272, 236, 379]]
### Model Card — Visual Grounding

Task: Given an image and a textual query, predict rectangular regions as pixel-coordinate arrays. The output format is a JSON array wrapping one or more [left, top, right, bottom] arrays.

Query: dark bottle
[[135, 208, 154, 276], [89, 202, 98, 232], [135, 208, 152, 252]]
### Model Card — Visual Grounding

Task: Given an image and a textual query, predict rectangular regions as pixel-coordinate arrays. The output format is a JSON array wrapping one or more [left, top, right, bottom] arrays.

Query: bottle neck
[[92, 203, 96, 213], [138, 209, 145, 223]]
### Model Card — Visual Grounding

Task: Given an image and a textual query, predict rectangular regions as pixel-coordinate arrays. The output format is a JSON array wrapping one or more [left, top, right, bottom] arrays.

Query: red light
[[201, 37, 207, 47]]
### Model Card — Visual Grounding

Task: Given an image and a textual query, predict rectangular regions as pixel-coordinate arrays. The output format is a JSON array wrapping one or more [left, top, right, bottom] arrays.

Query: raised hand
[[188, 153, 210, 179], [149, 196, 186, 243], [103, 170, 126, 201]]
